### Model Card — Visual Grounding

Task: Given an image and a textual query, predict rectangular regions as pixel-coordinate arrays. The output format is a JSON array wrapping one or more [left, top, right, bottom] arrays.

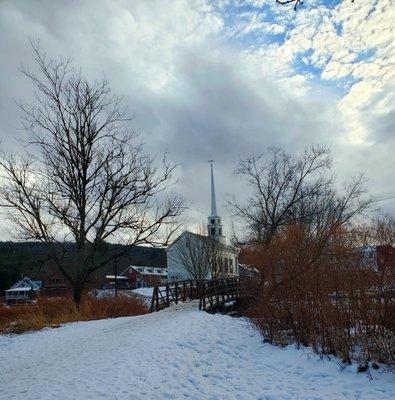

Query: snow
[[132, 286, 155, 297], [1, 302, 394, 400]]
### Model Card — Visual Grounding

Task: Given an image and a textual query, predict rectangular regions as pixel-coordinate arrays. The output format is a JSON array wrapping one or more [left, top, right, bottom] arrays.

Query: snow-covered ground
[[1, 302, 394, 400], [132, 286, 154, 297]]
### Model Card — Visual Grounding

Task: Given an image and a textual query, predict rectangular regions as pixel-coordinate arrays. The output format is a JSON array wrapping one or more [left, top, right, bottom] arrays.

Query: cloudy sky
[[0, 0, 394, 240]]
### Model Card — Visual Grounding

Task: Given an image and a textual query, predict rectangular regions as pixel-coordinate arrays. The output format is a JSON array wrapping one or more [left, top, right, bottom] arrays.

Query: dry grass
[[0, 294, 148, 334]]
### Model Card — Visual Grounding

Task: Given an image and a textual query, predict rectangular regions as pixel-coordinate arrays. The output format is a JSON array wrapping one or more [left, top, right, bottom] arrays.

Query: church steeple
[[210, 161, 218, 217], [207, 161, 225, 243]]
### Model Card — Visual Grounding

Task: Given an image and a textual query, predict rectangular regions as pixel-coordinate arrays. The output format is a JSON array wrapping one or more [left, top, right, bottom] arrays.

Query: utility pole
[[114, 256, 118, 298]]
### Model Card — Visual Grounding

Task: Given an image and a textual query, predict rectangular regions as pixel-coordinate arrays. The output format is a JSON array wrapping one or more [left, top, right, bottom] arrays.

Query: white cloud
[[232, 0, 395, 145]]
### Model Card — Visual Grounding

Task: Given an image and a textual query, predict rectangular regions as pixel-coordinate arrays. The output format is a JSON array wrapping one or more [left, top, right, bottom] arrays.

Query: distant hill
[[0, 242, 166, 295]]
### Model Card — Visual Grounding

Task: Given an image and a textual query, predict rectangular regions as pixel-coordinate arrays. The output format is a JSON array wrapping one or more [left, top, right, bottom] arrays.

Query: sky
[[0, 0, 394, 240]]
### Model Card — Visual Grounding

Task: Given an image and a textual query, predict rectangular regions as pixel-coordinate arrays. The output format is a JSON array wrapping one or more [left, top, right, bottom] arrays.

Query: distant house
[[103, 274, 131, 290], [360, 245, 395, 294], [103, 266, 167, 289], [39, 265, 71, 296], [122, 266, 167, 287], [238, 263, 259, 278], [360, 245, 395, 271], [5, 277, 42, 303], [96, 246, 167, 289]]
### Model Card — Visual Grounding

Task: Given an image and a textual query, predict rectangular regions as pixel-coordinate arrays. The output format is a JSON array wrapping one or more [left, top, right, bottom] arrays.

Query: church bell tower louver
[[207, 161, 226, 244]]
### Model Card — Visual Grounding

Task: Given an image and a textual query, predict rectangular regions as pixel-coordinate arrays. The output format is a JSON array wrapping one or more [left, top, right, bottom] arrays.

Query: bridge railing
[[198, 277, 256, 311], [150, 280, 203, 312], [150, 277, 256, 312]]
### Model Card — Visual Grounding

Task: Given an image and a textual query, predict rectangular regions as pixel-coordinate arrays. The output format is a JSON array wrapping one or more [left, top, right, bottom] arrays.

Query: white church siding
[[167, 232, 200, 281], [167, 231, 239, 281]]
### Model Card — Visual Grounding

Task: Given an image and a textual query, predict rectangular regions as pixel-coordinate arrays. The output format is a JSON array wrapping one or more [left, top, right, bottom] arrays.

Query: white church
[[167, 163, 239, 281]]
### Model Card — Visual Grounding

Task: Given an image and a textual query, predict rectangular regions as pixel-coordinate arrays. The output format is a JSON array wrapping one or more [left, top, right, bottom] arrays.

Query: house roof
[[7, 277, 42, 292], [6, 287, 33, 292], [238, 263, 259, 274], [123, 265, 168, 276]]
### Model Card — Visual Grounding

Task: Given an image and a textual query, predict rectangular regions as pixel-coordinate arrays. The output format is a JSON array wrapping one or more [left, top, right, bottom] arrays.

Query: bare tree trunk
[[73, 286, 83, 308]]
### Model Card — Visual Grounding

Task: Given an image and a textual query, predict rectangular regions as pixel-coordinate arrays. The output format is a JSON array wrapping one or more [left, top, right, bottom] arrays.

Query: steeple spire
[[207, 160, 225, 243], [209, 160, 218, 217]]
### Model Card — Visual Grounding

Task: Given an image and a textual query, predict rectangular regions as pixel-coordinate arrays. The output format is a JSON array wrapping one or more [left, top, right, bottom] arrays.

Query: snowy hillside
[[0, 302, 394, 400]]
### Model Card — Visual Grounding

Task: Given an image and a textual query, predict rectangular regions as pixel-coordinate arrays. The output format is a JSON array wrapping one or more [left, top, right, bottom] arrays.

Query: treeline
[[0, 242, 166, 295], [0, 242, 48, 294], [232, 146, 395, 365]]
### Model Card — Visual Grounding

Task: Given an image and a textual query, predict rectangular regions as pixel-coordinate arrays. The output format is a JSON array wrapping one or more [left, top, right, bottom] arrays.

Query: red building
[[122, 266, 167, 288]]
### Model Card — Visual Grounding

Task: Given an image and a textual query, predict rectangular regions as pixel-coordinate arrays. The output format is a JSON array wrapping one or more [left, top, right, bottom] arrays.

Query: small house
[[122, 265, 168, 288], [238, 263, 260, 278], [103, 274, 132, 290], [5, 277, 42, 303]]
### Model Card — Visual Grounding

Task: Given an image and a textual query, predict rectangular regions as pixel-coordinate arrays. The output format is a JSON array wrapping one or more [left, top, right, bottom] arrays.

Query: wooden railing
[[150, 277, 255, 312], [198, 277, 255, 311], [150, 280, 200, 312]]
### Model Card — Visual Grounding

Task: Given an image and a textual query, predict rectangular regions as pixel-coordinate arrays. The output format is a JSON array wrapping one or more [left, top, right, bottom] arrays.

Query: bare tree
[[169, 232, 211, 281], [0, 44, 184, 305], [168, 225, 228, 281], [230, 145, 372, 245]]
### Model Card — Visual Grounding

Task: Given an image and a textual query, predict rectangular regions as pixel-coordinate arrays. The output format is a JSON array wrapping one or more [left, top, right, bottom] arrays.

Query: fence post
[[175, 282, 179, 304], [150, 285, 157, 312], [166, 284, 170, 307]]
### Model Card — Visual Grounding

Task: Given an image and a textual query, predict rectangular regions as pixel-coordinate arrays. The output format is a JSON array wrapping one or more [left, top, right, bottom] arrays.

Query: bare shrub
[[0, 294, 148, 334], [244, 224, 395, 365]]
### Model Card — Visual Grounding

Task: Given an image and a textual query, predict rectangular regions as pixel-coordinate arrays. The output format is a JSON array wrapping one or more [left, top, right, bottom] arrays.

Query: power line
[[375, 195, 395, 203]]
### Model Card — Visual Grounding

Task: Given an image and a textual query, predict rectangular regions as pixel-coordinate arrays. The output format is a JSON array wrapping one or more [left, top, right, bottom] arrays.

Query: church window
[[211, 219, 215, 224], [219, 228, 222, 236], [211, 228, 215, 236]]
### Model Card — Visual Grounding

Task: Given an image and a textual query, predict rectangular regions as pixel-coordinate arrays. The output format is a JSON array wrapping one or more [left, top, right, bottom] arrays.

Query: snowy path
[[0, 303, 394, 400]]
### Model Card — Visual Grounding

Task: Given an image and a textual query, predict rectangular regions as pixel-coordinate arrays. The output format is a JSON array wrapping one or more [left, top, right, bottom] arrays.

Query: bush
[[0, 294, 148, 334], [243, 224, 395, 365]]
